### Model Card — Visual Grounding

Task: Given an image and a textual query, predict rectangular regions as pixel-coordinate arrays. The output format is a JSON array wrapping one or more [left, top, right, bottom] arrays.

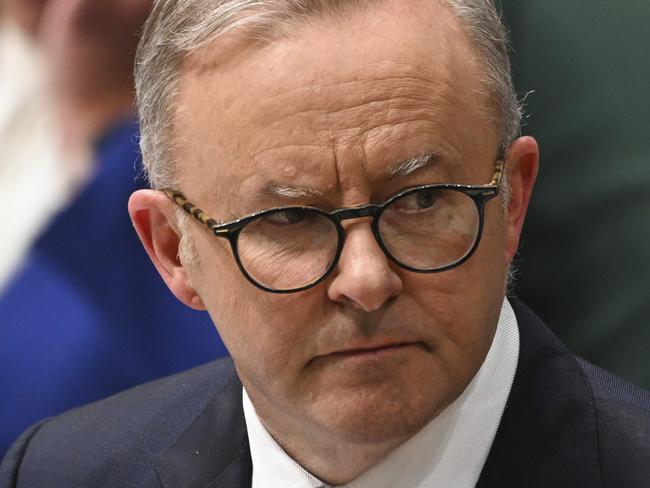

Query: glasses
[[165, 160, 504, 293]]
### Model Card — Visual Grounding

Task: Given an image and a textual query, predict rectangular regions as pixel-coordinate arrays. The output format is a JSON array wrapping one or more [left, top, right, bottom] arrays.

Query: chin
[[309, 382, 449, 445]]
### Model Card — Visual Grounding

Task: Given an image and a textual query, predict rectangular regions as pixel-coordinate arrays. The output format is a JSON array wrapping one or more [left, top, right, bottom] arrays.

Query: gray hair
[[135, 0, 522, 191]]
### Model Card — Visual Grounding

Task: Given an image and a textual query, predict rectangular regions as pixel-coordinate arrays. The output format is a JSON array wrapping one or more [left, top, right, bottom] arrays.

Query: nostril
[[346, 277, 402, 312]]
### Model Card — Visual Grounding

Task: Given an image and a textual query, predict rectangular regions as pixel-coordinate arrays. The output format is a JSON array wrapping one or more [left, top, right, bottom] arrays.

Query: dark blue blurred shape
[[0, 120, 228, 457]]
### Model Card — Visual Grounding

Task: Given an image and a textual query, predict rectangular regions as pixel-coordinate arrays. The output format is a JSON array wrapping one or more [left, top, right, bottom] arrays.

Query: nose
[[327, 222, 403, 311]]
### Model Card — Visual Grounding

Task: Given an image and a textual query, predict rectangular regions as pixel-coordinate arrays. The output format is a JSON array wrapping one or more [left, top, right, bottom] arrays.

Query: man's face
[[175, 0, 511, 446]]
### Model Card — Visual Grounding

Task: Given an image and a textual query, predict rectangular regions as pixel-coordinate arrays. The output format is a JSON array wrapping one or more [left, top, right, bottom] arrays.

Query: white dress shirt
[[243, 298, 520, 488]]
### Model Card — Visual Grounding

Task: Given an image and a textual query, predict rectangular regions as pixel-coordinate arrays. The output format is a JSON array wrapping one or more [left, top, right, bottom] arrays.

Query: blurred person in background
[[0, 0, 89, 288], [501, 1, 650, 388], [0, 0, 226, 457]]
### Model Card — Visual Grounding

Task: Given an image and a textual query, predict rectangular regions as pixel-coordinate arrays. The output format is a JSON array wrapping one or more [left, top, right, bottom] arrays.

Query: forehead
[[174, 0, 497, 211]]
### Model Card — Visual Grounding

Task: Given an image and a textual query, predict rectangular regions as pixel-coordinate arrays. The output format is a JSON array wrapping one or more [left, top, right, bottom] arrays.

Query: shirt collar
[[243, 389, 326, 488], [244, 298, 519, 488]]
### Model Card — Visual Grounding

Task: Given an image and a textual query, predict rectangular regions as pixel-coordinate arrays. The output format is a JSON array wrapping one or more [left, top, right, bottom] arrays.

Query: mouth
[[323, 341, 426, 361]]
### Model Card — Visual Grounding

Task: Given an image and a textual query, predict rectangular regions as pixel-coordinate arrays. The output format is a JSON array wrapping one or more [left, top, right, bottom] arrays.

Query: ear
[[503, 136, 539, 263], [128, 189, 206, 310]]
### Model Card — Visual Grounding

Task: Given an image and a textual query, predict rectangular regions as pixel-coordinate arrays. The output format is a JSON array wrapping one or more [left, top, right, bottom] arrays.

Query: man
[[1, 0, 648, 486]]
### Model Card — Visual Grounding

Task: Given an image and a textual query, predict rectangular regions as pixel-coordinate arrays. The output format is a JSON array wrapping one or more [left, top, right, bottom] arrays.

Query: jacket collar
[[477, 296, 602, 487], [155, 369, 252, 488]]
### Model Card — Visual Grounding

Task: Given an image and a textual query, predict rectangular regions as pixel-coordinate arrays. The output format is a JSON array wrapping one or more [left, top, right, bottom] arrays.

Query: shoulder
[[500, 297, 650, 486], [0, 357, 241, 488], [577, 359, 650, 486]]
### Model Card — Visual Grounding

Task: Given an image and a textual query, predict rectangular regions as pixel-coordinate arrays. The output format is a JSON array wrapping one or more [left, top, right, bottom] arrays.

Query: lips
[[323, 341, 423, 360]]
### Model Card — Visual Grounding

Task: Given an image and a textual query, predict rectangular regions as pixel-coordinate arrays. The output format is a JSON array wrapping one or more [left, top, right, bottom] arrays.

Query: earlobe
[[128, 190, 206, 310], [503, 136, 539, 263]]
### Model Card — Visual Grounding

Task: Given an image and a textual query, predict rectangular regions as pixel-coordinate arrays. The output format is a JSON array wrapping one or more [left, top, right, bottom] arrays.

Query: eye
[[392, 188, 441, 212], [264, 209, 309, 225], [415, 189, 439, 209]]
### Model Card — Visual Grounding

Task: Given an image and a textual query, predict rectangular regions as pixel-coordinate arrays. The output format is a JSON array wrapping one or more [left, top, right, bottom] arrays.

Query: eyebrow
[[254, 151, 442, 201], [388, 152, 442, 177], [261, 183, 324, 200]]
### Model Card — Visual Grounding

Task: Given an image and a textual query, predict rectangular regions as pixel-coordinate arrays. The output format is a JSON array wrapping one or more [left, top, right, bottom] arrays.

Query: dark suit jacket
[[1, 298, 649, 487]]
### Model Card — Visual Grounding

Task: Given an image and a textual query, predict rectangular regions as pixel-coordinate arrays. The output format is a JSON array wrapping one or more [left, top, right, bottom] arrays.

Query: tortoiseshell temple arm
[[164, 190, 220, 232], [489, 160, 505, 187]]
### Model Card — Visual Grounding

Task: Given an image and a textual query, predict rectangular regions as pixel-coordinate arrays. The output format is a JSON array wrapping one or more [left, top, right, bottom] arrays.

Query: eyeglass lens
[[379, 188, 479, 271], [237, 209, 339, 290], [236, 187, 480, 291]]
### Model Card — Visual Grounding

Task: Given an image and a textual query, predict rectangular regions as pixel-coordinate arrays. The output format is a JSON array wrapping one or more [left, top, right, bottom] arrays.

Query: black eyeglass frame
[[165, 160, 505, 294]]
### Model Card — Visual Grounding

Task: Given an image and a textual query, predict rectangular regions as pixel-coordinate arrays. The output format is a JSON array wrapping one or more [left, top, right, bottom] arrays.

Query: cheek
[[407, 268, 498, 347], [189, 237, 323, 380], [213, 291, 331, 412], [404, 276, 500, 405], [403, 208, 507, 365], [408, 202, 506, 300]]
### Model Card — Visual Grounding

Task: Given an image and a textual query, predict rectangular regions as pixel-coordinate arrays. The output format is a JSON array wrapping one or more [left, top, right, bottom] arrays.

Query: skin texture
[[129, 0, 539, 483]]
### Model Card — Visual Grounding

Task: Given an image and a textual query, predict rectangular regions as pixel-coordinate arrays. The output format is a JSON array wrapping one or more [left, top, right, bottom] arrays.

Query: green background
[[501, 1, 650, 387]]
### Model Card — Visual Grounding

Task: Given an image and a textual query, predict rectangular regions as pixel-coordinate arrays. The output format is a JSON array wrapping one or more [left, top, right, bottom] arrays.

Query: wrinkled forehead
[[173, 0, 496, 210]]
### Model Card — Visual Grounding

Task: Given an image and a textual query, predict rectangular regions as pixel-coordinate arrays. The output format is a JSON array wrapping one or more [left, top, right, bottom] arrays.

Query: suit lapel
[[477, 297, 602, 487], [155, 371, 252, 488]]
